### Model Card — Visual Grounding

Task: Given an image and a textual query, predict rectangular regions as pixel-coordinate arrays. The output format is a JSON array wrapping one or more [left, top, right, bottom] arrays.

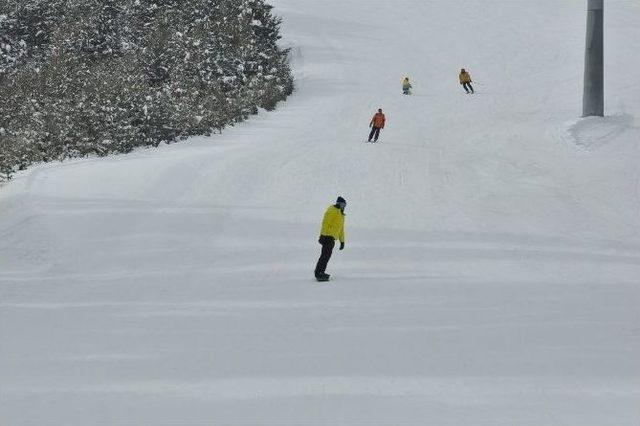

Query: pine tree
[[0, 0, 293, 179]]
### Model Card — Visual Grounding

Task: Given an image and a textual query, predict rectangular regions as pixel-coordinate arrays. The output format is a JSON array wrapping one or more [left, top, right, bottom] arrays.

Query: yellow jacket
[[459, 71, 472, 83], [320, 205, 345, 242]]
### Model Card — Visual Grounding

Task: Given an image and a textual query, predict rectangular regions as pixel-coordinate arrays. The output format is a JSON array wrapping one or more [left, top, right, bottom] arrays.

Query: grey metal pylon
[[583, 0, 604, 117]]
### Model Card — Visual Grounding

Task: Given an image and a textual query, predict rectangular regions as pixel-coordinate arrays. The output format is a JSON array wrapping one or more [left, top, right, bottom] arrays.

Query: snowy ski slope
[[1, 1, 640, 425]]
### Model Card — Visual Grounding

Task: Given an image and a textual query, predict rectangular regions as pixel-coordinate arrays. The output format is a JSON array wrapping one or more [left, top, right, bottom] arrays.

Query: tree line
[[0, 0, 294, 180]]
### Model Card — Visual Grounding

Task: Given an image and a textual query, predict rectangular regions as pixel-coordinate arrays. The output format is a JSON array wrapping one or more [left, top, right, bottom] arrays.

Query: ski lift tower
[[583, 0, 604, 117]]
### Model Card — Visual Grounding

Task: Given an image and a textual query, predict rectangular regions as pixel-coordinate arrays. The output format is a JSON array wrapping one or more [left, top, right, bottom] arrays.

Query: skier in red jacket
[[368, 109, 386, 142]]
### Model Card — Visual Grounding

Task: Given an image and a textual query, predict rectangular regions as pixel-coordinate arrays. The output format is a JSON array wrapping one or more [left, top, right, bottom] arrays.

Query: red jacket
[[370, 113, 386, 128]]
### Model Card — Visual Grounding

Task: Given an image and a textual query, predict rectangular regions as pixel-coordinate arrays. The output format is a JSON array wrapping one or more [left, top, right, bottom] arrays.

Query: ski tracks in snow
[[2, 1, 640, 425]]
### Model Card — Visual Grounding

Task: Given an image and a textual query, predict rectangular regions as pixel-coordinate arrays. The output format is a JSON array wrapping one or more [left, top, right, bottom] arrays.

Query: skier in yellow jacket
[[314, 197, 346, 281], [402, 77, 412, 95], [459, 68, 474, 94]]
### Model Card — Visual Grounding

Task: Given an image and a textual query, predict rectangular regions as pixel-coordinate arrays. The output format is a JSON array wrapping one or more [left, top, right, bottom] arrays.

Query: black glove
[[339, 242, 345, 250]]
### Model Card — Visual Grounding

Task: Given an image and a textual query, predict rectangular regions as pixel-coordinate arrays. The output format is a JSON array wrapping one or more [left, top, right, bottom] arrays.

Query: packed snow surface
[[2, 1, 640, 425]]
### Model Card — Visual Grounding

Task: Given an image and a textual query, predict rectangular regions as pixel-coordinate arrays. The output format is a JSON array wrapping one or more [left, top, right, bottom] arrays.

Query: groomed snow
[[1, 1, 640, 425]]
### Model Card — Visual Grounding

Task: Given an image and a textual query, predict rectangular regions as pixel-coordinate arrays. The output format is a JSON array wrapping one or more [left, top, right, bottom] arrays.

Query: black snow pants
[[315, 235, 335, 277], [462, 82, 474, 93], [368, 127, 382, 142]]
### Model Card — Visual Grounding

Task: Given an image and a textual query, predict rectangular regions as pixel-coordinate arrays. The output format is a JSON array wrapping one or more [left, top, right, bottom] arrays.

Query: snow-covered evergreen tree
[[0, 0, 294, 180]]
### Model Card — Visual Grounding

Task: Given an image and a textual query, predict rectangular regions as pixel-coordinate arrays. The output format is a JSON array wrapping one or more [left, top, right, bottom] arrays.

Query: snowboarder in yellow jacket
[[315, 197, 346, 281], [459, 68, 474, 94]]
